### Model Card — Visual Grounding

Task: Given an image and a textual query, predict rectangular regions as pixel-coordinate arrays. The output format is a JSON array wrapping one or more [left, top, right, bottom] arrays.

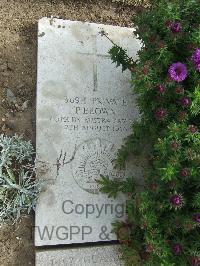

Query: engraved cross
[[78, 34, 110, 92]]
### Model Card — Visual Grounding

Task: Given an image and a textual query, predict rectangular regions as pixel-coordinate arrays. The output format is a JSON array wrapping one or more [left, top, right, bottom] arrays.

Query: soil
[[0, 1, 136, 265]]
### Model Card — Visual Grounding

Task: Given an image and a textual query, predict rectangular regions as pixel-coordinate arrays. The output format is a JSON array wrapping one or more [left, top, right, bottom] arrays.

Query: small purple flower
[[181, 168, 190, 177], [193, 214, 200, 224], [191, 48, 200, 72], [155, 108, 167, 120], [170, 22, 182, 33], [172, 243, 183, 255], [191, 257, 200, 266], [181, 96, 191, 107], [169, 63, 188, 82], [170, 194, 184, 208], [175, 87, 184, 94], [189, 125, 198, 133], [157, 85, 166, 94], [146, 244, 154, 253]]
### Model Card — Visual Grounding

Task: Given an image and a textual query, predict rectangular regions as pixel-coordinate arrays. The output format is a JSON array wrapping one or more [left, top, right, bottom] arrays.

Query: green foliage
[[116, 120, 154, 168], [97, 175, 124, 198], [99, 0, 200, 265], [190, 85, 200, 116], [109, 45, 134, 72], [122, 245, 142, 266], [0, 134, 41, 223], [98, 175, 136, 198]]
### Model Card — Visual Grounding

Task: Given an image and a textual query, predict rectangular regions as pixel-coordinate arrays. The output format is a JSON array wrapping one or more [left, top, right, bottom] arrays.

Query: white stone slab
[[36, 17, 141, 246], [36, 244, 124, 266]]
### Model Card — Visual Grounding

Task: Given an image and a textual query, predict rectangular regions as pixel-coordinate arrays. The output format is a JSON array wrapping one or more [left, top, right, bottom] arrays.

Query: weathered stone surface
[[36, 245, 124, 266], [35, 18, 141, 246]]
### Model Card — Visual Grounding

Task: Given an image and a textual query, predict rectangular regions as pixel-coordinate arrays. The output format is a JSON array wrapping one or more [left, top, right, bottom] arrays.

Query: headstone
[[36, 17, 141, 246], [36, 244, 124, 266]]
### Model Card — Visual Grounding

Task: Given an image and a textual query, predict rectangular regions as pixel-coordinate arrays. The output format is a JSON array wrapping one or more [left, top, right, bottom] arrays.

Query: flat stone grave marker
[[35, 17, 141, 246], [36, 244, 125, 266]]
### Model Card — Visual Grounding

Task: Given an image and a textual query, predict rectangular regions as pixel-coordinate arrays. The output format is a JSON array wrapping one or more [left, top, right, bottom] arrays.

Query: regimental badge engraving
[[72, 138, 125, 194]]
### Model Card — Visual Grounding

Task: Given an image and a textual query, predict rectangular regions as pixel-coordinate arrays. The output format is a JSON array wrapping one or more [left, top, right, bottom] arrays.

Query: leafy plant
[[99, 0, 200, 265], [0, 134, 41, 223]]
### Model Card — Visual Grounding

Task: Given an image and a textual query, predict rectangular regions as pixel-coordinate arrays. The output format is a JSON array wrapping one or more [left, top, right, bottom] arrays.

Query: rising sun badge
[[71, 138, 125, 194]]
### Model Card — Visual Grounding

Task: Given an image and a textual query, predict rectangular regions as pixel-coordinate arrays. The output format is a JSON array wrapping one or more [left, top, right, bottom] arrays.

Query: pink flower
[[191, 48, 200, 72], [193, 214, 200, 224], [171, 141, 180, 150], [157, 85, 166, 94], [155, 108, 167, 120], [189, 125, 198, 133], [170, 194, 184, 208], [175, 87, 184, 94], [169, 62, 188, 82], [172, 243, 183, 255], [181, 168, 190, 177], [181, 96, 191, 107], [191, 257, 200, 266], [170, 22, 182, 33]]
